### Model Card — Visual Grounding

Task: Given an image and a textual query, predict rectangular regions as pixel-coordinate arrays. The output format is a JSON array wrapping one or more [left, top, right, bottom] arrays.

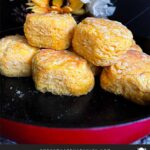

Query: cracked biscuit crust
[[32, 49, 95, 96], [0, 35, 39, 77], [24, 13, 77, 50], [100, 50, 150, 105], [73, 17, 133, 66]]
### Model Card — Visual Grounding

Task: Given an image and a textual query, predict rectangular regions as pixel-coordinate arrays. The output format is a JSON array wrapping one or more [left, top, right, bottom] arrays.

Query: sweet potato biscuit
[[0, 35, 39, 77], [24, 13, 77, 50], [100, 50, 150, 105], [72, 17, 133, 66], [32, 49, 94, 96]]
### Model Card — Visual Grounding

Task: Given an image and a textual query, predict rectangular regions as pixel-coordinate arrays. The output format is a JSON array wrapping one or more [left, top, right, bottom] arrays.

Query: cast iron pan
[[0, 71, 150, 144], [0, 0, 150, 144]]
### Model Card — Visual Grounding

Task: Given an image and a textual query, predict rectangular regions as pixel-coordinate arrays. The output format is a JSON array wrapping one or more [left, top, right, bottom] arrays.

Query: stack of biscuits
[[0, 1, 149, 105]]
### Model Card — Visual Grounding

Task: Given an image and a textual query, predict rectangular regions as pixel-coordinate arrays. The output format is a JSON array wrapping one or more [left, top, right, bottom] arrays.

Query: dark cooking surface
[[0, 76, 149, 128], [0, 0, 150, 129]]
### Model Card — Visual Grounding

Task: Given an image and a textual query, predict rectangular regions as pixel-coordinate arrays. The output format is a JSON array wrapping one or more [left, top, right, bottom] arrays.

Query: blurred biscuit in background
[[0, 35, 39, 77]]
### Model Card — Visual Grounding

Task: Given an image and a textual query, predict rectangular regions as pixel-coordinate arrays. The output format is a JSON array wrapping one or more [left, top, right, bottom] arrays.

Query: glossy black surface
[[0, 75, 150, 128]]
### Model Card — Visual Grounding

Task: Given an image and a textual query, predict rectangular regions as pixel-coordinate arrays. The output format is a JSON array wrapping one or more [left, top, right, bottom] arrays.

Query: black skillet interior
[[0, 0, 150, 128], [0, 73, 150, 128]]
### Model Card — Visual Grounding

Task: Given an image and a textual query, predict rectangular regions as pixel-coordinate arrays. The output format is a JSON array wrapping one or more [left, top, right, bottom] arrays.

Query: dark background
[[0, 0, 27, 32], [0, 0, 150, 52]]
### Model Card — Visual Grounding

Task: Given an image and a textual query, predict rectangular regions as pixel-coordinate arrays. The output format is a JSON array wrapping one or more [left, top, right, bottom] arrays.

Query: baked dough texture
[[32, 49, 95, 96], [24, 13, 77, 50], [100, 50, 150, 105], [72, 17, 133, 66], [130, 40, 142, 52], [0, 35, 39, 77]]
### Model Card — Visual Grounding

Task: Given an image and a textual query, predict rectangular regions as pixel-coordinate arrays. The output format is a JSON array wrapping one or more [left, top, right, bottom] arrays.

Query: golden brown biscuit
[[72, 17, 133, 66], [0, 35, 39, 77], [24, 13, 77, 50], [32, 49, 94, 96], [100, 50, 150, 105]]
